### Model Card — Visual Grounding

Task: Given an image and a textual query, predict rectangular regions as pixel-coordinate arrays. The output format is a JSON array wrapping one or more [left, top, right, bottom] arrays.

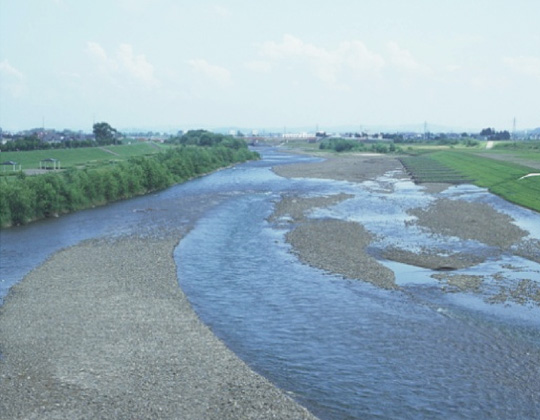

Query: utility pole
[[512, 117, 517, 140]]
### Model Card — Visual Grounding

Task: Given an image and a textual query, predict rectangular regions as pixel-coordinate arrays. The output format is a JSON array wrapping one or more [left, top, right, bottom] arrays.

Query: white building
[[282, 132, 311, 139]]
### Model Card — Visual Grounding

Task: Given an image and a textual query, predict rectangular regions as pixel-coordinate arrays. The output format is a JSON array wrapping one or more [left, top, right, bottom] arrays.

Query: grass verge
[[0, 143, 166, 172], [428, 151, 540, 212]]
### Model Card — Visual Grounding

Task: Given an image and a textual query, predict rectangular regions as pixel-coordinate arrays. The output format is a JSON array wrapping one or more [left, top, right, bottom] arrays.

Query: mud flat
[[0, 237, 318, 420]]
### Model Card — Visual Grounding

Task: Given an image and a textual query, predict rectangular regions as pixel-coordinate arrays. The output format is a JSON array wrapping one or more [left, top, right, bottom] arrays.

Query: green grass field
[[0, 142, 166, 171], [429, 151, 540, 212], [375, 140, 540, 212]]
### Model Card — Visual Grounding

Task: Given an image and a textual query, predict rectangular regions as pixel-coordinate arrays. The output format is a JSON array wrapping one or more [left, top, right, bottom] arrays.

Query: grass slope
[[429, 151, 540, 212]]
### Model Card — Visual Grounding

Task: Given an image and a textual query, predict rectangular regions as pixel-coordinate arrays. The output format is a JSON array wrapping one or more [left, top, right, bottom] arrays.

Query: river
[[1, 148, 539, 419]]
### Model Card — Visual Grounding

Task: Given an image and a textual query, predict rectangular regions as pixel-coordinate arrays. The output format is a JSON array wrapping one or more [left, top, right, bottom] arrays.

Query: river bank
[[0, 236, 318, 419]]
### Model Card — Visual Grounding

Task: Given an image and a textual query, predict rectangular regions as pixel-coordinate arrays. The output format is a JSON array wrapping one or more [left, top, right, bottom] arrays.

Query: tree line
[[0, 122, 121, 152], [0, 142, 258, 227], [480, 128, 511, 140], [166, 129, 247, 149], [0, 135, 96, 151], [319, 138, 401, 153], [319, 137, 480, 153]]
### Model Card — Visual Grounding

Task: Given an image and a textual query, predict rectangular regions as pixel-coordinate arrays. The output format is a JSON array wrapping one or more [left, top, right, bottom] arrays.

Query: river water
[[1, 148, 540, 419]]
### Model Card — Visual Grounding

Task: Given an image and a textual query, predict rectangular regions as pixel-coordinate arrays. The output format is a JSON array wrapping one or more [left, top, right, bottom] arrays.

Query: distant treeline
[[0, 142, 258, 227], [0, 128, 252, 152], [0, 135, 96, 151], [319, 137, 481, 153], [319, 138, 401, 153], [480, 128, 511, 140], [166, 129, 247, 149]]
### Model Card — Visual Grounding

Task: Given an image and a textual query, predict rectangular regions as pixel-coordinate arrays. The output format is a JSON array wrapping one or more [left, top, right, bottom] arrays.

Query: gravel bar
[[272, 152, 540, 302], [0, 237, 318, 420]]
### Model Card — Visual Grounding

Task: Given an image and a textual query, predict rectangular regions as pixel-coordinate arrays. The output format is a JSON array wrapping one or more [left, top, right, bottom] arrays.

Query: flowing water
[[1, 148, 539, 419]]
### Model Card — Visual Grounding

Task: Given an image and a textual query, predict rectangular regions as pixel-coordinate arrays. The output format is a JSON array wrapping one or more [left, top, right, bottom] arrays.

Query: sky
[[1, 0, 539, 133]]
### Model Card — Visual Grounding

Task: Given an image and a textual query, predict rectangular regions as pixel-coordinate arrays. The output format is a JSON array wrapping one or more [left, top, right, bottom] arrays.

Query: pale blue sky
[[1, 0, 539, 132]]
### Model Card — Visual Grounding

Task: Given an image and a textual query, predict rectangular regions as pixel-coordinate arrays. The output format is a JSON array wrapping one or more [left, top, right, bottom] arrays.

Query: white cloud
[[0, 60, 27, 97], [0, 60, 24, 80], [86, 42, 112, 69], [187, 59, 232, 87], [117, 44, 159, 87], [504, 56, 540, 79], [386, 41, 431, 74], [257, 34, 384, 85], [261, 34, 321, 60], [339, 41, 384, 69], [86, 42, 159, 88]]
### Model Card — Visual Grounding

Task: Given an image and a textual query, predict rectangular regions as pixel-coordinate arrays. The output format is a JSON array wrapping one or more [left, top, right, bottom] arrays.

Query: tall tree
[[93, 122, 119, 145]]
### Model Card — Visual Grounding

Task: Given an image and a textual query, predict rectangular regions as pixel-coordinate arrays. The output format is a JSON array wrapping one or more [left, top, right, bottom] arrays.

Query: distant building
[[282, 132, 312, 139]]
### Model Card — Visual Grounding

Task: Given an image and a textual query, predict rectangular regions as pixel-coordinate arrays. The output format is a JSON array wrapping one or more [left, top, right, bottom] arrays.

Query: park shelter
[[40, 158, 60, 170], [1, 161, 21, 172]]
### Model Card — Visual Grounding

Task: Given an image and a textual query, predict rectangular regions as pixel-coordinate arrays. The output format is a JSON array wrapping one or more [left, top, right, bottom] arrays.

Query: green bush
[[319, 138, 400, 154]]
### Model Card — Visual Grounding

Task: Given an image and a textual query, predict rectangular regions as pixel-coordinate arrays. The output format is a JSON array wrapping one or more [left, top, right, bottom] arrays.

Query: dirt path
[[98, 146, 120, 156]]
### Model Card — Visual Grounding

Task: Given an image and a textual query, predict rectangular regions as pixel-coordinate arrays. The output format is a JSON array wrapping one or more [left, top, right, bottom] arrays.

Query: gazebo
[[40, 158, 61, 170], [1, 160, 21, 172]]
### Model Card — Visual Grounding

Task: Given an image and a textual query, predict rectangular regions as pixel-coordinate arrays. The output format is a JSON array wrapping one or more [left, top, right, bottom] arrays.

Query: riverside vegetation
[[0, 131, 259, 227]]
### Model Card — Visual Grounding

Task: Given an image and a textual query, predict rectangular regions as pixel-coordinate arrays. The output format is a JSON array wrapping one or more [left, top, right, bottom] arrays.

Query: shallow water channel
[[1, 148, 540, 419]]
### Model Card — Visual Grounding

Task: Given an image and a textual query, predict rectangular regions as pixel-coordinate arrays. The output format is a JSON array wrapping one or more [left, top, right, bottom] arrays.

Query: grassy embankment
[[0, 140, 259, 227], [0, 142, 167, 172], [429, 150, 540, 211], [401, 141, 540, 212]]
